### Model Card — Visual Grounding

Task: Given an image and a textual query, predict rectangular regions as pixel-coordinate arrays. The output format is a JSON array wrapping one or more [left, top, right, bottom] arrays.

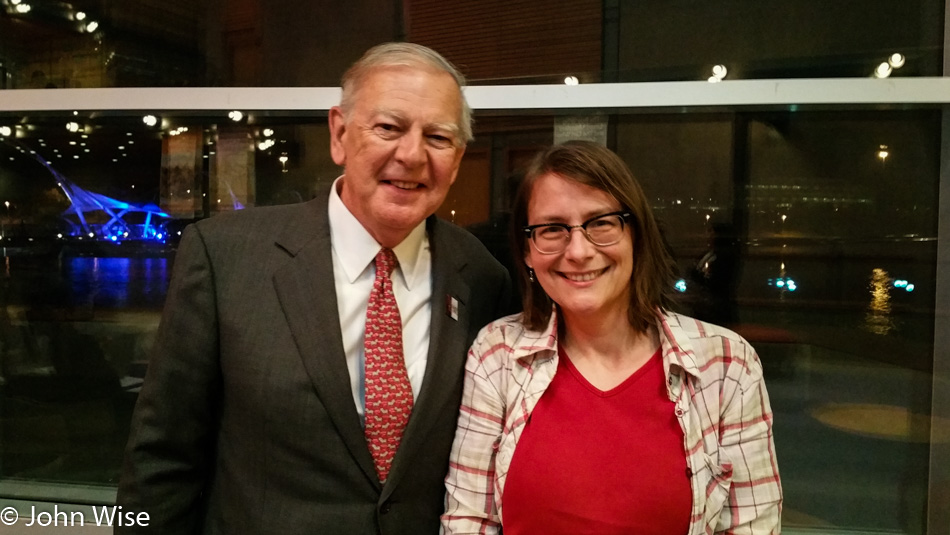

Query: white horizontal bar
[[467, 77, 950, 109], [0, 78, 949, 112], [0, 87, 341, 112]]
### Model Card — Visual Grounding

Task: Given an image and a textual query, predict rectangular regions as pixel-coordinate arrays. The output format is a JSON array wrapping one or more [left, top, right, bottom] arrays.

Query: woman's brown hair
[[511, 140, 676, 333]]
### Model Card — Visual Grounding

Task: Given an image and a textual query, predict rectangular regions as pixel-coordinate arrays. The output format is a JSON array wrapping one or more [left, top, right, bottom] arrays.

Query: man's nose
[[394, 131, 426, 167]]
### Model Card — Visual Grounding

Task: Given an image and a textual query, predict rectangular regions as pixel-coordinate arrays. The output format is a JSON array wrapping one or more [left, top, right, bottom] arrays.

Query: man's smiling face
[[330, 64, 466, 248]]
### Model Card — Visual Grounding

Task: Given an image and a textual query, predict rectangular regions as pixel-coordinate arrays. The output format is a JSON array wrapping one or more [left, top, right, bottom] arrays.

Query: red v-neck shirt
[[502, 346, 691, 535]]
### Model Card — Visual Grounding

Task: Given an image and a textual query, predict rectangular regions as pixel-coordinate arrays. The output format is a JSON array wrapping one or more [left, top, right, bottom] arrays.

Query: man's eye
[[428, 134, 453, 147], [374, 124, 402, 139]]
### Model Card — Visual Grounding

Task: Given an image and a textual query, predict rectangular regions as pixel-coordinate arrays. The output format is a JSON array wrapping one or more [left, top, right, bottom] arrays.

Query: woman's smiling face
[[524, 172, 634, 323]]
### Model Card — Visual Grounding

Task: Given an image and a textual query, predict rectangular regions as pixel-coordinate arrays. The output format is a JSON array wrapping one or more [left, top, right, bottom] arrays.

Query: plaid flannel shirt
[[442, 310, 782, 534]]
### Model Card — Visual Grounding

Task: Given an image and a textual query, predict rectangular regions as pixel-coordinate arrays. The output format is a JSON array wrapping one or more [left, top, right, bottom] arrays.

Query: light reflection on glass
[[865, 268, 895, 335], [66, 257, 169, 309]]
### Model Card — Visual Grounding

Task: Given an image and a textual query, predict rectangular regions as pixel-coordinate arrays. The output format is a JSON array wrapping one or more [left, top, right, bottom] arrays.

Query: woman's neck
[[559, 308, 660, 391], [560, 307, 657, 364]]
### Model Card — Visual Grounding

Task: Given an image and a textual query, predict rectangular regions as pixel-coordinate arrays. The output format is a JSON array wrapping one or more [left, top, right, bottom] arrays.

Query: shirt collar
[[657, 311, 702, 381], [512, 310, 559, 362], [327, 176, 428, 290], [511, 307, 703, 382]]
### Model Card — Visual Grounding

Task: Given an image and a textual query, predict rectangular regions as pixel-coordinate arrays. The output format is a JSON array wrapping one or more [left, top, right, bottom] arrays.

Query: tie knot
[[375, 248, 397, 278]]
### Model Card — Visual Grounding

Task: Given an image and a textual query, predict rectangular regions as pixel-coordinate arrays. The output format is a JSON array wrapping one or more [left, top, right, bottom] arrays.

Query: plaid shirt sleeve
[[442, 329, 508, 535], [713, 337, 782, 534]]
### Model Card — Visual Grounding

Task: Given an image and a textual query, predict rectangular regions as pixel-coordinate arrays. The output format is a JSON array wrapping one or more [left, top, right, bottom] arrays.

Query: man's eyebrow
[[428, 122, 460, 137], [369, 109, 459, 136], [371, 108, 404, 122]]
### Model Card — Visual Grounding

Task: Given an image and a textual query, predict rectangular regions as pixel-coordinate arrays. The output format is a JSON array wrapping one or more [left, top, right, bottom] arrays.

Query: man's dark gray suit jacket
[[116, 192, 512, 534]]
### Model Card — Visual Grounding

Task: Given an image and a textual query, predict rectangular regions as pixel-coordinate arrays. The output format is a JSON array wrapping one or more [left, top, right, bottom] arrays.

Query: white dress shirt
[[327, 177, 432, 424]]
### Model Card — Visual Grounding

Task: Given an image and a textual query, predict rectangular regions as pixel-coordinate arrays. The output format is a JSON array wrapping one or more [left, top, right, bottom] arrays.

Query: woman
[[443, 141, 781, 534]]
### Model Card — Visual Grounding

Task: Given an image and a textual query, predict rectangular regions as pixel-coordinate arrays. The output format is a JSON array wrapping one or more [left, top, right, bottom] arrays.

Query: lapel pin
[[446, 294, 459, 321]]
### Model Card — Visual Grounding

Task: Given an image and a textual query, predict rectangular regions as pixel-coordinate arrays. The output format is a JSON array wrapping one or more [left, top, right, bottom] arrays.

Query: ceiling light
[[708, 64, 728, 83], [85, 21, 99, 32], [564, 76, 579, 86], [888, 53, 905, 68], [75, 11, 86, 21], [873, 62, 892, 78]]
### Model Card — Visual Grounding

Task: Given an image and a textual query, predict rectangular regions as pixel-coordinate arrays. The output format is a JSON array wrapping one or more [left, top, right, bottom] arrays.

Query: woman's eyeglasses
[[523, 211, 632, 255]]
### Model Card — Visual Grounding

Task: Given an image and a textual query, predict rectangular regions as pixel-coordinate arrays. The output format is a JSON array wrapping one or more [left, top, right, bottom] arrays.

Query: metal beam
[[3, 78, 950, 113]]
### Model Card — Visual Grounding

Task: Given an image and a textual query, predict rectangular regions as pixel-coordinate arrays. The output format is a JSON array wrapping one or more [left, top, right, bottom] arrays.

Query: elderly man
[[116, 43, 512, 534]]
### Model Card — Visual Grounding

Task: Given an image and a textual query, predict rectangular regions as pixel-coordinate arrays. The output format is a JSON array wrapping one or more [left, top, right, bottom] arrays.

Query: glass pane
[[617, 0, 944, 82], [0, 104, 943, 535], [615, 110, 938, 533], [0, 111, 337, 502], [1, 2, 943, 89]]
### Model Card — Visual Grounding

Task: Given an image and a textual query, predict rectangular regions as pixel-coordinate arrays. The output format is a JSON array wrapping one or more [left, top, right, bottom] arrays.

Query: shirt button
[[380, 503, 392, 514], [675, 407, 685, 417]]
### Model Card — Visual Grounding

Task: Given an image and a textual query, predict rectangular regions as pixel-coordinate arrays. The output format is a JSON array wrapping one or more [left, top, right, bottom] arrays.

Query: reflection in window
[[0, 107, 943, 533], [614, 111, 937, 533]]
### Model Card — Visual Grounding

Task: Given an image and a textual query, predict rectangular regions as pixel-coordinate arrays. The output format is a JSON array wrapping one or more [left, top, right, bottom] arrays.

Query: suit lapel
[[271, 196, 380, 489], [383, 218, 471, 497]]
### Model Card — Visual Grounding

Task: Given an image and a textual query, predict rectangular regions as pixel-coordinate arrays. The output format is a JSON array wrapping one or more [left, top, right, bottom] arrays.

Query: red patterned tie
[[363, 248, 413, 482]]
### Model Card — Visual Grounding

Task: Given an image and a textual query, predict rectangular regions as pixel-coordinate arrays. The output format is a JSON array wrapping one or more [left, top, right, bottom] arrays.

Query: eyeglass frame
[[523, 210, 633, 255]]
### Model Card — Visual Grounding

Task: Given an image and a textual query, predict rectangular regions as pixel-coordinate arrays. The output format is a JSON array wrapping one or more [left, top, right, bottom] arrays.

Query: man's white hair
[[339, 42, 473, 145]]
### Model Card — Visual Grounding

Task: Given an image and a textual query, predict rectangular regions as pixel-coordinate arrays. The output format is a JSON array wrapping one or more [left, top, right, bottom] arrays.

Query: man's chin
[[370, 205, 433, 238]]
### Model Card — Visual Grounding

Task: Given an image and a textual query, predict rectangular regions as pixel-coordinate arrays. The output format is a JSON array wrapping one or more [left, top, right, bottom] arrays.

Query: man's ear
[[447, 146, 466, 186], [328, 106, 347, 166]]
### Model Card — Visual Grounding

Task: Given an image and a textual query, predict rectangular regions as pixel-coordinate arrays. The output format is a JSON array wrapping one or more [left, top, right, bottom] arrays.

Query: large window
[[1, 0, 948, 533], [2, 88, 948, 533]]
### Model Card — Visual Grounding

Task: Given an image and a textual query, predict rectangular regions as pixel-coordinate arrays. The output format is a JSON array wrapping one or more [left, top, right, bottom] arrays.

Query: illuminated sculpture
[[30, 150, 172, 243]]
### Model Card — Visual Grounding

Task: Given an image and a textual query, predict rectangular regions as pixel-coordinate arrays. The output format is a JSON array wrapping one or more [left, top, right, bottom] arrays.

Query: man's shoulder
[[429, 217, 499, 265], [192, 199, 323, 239]]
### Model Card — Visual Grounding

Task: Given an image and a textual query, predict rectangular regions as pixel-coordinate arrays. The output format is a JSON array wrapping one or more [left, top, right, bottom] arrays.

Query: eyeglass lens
[[532, 214, 626, 253]]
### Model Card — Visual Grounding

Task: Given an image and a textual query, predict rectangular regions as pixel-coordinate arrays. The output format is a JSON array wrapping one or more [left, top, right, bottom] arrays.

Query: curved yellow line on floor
[[810, 403, 950, 444]]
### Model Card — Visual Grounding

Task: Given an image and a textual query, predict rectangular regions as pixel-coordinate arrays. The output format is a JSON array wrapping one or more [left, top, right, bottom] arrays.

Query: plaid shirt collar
[[510, 307, 704, 384]]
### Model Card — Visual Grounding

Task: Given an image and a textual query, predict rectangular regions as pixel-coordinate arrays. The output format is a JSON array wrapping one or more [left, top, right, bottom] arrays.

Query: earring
[[528, 268, 535, 283]]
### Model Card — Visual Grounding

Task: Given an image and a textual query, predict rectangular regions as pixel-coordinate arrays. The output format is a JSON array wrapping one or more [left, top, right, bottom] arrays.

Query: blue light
[[674, 279, 687, 293], [771, 276, 799, 292], [894, 279, 908, 288], [110, 235, 118, 242], [906, 284, 915, 292], [156, 233, 163, 240]]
